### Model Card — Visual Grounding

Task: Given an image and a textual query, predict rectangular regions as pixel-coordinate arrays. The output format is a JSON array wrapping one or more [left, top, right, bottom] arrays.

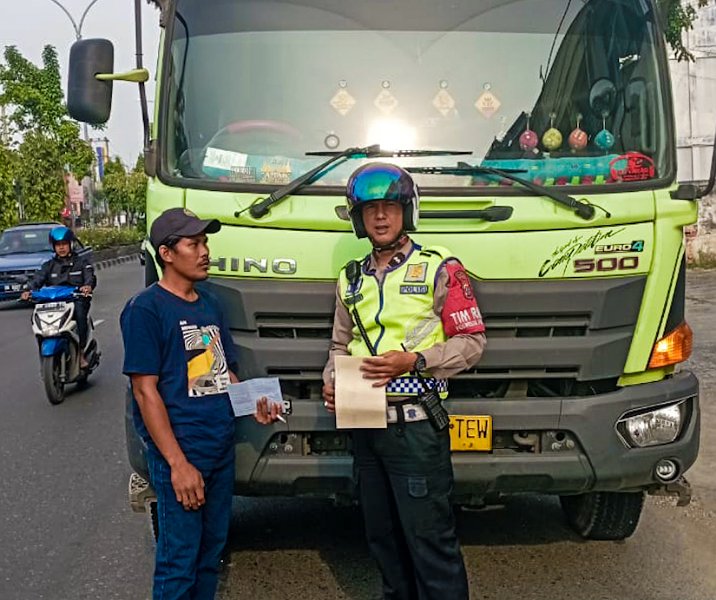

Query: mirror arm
[[135, 0, 152, 158], [95, 68, 149, 83], [700, 122, 716, 198], [671, 123, 716, 201]]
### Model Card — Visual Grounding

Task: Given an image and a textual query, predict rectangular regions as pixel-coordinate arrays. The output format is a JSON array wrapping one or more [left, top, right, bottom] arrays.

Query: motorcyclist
[[21, 226, 96, 367]]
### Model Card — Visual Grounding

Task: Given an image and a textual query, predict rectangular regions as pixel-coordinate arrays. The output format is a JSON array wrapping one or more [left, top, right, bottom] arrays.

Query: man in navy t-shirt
[[120, 207, 281, 600]]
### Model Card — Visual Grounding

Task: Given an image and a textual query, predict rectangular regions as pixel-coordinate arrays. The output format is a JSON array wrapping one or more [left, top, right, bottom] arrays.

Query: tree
[[0, 45, 94, 224], [100, 155, 147, 228], [660, 0, 712, 62], [0, 143, 17, 229]]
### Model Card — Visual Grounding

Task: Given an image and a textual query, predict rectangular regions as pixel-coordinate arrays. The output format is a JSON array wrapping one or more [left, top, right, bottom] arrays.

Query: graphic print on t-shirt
[[181, 324, 230, 397]]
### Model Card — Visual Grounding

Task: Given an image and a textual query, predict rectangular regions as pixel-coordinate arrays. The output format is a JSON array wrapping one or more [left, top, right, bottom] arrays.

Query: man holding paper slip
[[121, 208, 282, 600], [322, 163, 487, 600]]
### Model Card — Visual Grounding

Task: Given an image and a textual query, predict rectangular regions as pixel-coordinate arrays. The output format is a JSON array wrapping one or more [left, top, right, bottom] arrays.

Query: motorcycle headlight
[[617, 402, 685, 448]]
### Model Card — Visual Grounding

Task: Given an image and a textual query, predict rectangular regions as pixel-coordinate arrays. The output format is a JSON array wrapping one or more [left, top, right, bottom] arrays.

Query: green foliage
[[0, 46, 65, 133], [76, 226, 143, 250], [0, 144, 17, 229], [15, 131, 66, 222], [660, 0, 711, 62], [100, 155, 147, 222], [0, 45, 93, 224]]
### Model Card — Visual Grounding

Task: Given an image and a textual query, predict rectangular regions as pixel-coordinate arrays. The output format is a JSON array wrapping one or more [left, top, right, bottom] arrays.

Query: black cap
[[150, 208, 221, 251]]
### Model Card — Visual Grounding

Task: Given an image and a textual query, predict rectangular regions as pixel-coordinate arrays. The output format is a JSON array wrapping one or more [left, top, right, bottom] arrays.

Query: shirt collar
[[364, 237, 415, 275]]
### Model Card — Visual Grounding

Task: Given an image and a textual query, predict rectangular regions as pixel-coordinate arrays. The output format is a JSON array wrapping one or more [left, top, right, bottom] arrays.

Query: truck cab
[[70, 0, 709, 540]]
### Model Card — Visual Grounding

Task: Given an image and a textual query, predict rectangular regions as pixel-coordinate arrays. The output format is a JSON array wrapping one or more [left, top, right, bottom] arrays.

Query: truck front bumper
[[126, 370, 699, 501]]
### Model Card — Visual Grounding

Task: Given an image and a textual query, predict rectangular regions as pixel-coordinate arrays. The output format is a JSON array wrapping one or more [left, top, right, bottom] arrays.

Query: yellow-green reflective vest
[[338, 244, 452, 398]]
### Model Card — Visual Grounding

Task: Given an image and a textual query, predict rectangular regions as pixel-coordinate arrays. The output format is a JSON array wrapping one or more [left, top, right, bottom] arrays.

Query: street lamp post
[[47, 0, 105, 227]]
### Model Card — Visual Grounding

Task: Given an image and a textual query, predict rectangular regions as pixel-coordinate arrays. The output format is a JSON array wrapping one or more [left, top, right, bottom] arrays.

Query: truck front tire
[[560, 491, 645, 540]]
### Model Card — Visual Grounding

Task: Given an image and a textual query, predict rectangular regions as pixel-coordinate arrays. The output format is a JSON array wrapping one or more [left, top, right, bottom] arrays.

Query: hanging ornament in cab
[[595, 115, 615, 150], [519, 113, 539, 152], [568, 113, 588, 151], [542, 113, 563, 151]]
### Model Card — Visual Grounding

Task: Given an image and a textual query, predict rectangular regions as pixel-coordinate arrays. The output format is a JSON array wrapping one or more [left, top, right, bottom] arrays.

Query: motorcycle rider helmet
[[49, 226, 75, 248], [346, 162, 419, 240]]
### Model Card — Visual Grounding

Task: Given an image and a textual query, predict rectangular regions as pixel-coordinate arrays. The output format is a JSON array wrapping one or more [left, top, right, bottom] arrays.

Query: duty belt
[[385, 376, 447, 396], [386, 402, 428, 423]]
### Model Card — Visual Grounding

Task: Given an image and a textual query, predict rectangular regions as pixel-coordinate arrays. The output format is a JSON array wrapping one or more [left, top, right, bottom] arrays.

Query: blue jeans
[[147, 448, 234, 600]]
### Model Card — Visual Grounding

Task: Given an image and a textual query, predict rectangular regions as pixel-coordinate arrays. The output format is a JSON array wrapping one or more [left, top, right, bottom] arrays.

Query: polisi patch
[[404, 262, 428, 283], [400, 284, 429, 295]]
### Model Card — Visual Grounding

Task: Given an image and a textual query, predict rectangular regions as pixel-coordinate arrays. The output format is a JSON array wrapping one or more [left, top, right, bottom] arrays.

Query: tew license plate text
[[449, 415, 492, 451]]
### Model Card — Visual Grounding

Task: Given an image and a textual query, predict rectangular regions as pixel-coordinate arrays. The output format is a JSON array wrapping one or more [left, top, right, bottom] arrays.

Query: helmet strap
[[370, 232, 408, 253]]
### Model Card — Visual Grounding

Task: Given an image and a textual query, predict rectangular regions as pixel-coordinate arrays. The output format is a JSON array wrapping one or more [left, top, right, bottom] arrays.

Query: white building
[[670, 3, 716, 258]]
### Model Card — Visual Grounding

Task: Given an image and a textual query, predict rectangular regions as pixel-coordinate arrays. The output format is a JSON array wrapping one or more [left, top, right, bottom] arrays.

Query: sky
[[0, 0, 161, 164]]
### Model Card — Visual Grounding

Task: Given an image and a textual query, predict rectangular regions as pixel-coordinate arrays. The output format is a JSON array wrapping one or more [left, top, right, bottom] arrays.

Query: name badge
[[400, 285, 429, 295]]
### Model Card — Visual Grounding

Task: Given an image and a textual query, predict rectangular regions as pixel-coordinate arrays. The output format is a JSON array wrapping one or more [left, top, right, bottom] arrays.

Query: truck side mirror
[[67, 39, 115, 125]]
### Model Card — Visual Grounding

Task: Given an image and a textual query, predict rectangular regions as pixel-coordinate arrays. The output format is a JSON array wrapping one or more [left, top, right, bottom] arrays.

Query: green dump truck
[[69, 0, 715, 540]]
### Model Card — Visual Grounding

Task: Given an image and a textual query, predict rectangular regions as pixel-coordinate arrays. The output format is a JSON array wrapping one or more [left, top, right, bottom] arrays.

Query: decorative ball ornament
[[519, 129, 539, 151], [568, 114, 588, 151], [595, 116, 615, 150], [542, 113, 562, 151], [595, 129, 615, 150], [519, 113, 539, 152], [542, 127, 563, 151]]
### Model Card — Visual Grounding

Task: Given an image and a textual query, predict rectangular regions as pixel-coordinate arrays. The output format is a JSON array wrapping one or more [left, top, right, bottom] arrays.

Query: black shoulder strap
[[344, 260, 377, 356]]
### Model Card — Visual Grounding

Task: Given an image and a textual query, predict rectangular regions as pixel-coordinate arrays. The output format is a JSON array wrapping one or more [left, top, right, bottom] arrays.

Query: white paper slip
[[227, 377, 283, 418], [334, 355, 387, 429]]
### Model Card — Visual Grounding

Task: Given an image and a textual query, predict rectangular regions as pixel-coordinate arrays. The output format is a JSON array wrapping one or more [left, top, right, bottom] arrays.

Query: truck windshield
[[164, 0, 672, 193]]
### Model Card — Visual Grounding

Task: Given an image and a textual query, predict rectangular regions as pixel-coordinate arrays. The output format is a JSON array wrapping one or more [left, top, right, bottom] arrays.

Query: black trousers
[[353, 420, 469, 600], [73, 298, 91, 351]]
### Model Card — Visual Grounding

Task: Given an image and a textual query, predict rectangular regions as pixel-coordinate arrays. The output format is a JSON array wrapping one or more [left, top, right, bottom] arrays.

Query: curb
[[95, 253, 141, 271]]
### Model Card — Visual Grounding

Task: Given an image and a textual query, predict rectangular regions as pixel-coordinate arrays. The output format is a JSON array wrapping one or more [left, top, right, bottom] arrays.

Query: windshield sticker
[[433, 81, 455, 117], [475, 86, 501, 119], [260, 160, 292, 185], [539, 227, 626, 277], [374, 81, 398, 115], [229, 166, 257, 183], [203, 147, 248, 171], [609, 152, 655, 182], [330, 81, 355, 116]]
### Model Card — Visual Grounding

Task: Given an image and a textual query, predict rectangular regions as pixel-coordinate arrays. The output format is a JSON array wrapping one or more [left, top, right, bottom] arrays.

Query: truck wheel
[[149, 500, 160, 543], [41, 355, 65, 405], [560, 491, 644, 540]]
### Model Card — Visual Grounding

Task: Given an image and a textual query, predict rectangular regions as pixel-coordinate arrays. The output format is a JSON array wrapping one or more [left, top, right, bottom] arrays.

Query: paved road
[[0, 262, 713, 600]]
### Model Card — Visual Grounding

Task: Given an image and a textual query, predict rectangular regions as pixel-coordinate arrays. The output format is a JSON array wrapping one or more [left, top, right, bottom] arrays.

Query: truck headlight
[[617, 402, 685, 448]]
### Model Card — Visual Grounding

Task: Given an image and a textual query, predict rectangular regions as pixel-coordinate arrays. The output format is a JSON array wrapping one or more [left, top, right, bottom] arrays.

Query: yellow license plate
[[449, 415, 492, 451]]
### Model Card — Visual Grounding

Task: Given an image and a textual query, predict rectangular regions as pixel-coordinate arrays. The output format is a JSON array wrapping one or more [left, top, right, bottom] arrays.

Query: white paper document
[[334, 355, 387, 429], [227, 377, 283, 418]]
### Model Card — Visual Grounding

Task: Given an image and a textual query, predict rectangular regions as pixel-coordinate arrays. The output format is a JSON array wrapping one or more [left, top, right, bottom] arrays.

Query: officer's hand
[[254, 396, 283, 424], [322, 382, 335, 413], [170, 459, 205, 511], [20, 291, 31, 301], [79, 285, 92, 297], [361, 351, 418, 387]]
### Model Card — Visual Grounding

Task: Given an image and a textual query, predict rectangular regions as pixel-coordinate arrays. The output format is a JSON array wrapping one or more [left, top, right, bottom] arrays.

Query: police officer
[[322, 163, 486, 600], [22, 226, 95, 367]]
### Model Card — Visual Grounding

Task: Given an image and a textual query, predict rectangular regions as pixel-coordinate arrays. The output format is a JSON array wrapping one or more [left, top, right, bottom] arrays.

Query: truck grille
[[201, 274, 646, 388]]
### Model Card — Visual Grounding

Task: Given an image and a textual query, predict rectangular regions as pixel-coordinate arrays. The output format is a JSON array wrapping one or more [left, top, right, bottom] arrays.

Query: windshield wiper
[[243, 145, 472, 219], [407, 164, 606, 220]]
